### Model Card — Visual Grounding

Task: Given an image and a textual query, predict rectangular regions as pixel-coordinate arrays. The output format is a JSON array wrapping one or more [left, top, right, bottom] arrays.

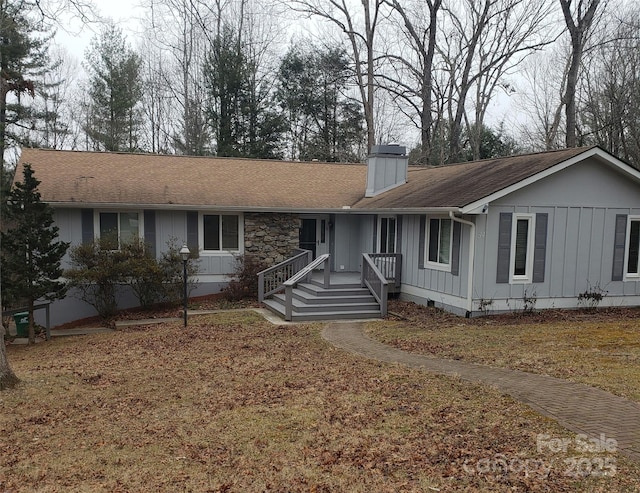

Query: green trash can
[[14, 312, 29, 338]]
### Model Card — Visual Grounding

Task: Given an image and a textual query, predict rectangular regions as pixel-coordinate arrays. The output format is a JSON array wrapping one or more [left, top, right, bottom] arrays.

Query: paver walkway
[[322, 321, 640, 463]]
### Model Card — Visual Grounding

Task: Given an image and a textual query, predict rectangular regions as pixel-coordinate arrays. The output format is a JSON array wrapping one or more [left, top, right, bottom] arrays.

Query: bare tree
[[439, 0, 557, 162], [559, 0, 603, 147], [381, 0, 442, 164], [287, 0, 384, 152], [142, 0, 213, 155], [580, 5, 640, 166], [516, 49, 569, 151]]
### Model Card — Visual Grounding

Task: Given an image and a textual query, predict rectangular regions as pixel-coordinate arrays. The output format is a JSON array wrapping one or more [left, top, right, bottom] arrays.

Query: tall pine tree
[[0, 0, 50, 191], [2, 163, 68, 344], [83, 23, 143, 152]]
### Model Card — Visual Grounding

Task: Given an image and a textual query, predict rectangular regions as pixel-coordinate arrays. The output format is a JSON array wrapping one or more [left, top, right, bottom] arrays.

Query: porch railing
[[283, 254, 331, 321], [367, 253, 402, 286], [257, 249, 313, 303], [362, 254, 389, 317]]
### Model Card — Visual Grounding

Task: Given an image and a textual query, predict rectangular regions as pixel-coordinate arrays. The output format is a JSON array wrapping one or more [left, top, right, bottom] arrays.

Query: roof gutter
[[44, 202, 461, 215], [449, 211, 475, 317]]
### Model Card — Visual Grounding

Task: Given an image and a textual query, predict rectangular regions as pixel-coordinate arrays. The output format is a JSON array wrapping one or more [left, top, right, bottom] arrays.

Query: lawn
[[368, 302, 640, 402], [1, 310, 639, 492]]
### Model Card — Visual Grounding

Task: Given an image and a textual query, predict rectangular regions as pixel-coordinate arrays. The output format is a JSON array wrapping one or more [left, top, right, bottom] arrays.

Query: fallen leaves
[[1, 310, 639, 491]]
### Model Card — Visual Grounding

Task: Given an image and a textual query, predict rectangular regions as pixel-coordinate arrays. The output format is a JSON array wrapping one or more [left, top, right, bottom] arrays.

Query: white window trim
[[623, 215, 640, 280], [425, 216, 453, 272], [509, 213, 535, 284], [377, 215, 397, 253], [93, 210, 144, 248], [198, 212, 244, 255]]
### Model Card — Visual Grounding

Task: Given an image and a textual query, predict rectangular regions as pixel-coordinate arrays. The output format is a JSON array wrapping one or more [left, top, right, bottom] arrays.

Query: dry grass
[[369, 302, 640, 401], [1, 310, 639, 492]]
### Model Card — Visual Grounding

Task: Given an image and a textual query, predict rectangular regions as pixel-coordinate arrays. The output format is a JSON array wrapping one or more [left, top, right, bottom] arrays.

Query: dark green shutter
[[396, 215, 403, 254], [612, 214, 627, 281], [451, 221, 462, 276], [186, 211, 199, 255], [496, 212, 512, 283], [418, 216, 426, 269], [81, 209, 94, 245], [532, 213, 548, 283], [144, 210, 156, 258]]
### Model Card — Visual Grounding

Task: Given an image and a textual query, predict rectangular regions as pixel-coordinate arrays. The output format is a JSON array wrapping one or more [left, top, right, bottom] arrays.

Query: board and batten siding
[[333, 214, 375, 272], [55, 207, 238, 278], [477, 156, 640, 310], [399, 214, 470, 314]]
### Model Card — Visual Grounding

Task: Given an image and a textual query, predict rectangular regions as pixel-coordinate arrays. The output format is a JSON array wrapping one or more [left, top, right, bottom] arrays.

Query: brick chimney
[[365, 144, 408, 197]]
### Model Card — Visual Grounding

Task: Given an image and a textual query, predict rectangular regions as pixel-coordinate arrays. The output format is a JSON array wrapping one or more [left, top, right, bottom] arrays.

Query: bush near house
[[224, 254, 268, 301], [65, 239, 198, 319]]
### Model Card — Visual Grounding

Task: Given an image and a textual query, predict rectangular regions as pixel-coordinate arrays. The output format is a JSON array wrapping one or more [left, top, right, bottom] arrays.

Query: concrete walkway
[[322, 321, 640, 464]]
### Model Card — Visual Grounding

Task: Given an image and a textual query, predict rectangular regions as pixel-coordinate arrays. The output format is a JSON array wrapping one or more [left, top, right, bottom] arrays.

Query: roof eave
[[46, 201, 462, 215], [460, 147, 638, 214]]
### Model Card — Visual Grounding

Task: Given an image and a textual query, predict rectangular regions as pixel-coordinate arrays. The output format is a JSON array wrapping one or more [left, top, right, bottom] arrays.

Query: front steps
[[262, 278, 382, 321]]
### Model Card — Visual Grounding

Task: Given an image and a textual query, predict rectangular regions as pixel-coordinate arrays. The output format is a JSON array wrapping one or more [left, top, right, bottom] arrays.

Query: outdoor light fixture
[[179, 244, 190, 327]]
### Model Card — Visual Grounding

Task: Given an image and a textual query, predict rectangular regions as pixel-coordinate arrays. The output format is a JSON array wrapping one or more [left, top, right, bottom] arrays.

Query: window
[[97, 211, 140, 249], [378, 216, 396, 253], [626, 217, 640, 278], [427, 218, 452, 268], [510, 214, 534, 282], [201, 214, 240, 252]]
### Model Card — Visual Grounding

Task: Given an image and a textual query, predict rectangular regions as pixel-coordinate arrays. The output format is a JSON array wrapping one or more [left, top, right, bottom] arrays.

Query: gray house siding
[[333, 214, 375, 272], [398, 214, 470, 315], [43, 208, 238, 327], [476, 158, 640, 312]]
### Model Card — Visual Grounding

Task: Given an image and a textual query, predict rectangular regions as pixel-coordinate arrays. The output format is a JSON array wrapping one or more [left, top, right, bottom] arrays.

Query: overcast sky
[[54, 0, 146, 61]]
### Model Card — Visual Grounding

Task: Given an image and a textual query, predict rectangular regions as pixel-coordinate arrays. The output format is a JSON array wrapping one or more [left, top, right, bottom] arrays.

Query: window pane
[[380, 218, 388, 253], [119, 213, 139, 245], [99, 212, 118, 249], [514, 219, 529, 276], [438, 219, 451, 264], [388, 218, 396, 253], [428, 219, 439, 262], [628, 221, 640, 274], [221, 215, 239, 250], [204, 215, 220, 250]]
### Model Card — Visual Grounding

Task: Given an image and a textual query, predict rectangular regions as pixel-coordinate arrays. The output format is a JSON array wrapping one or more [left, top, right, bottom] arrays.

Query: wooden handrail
[[283, 254, 330, 320], [257, 249, 313, 302], [362, 254, 389, 317]]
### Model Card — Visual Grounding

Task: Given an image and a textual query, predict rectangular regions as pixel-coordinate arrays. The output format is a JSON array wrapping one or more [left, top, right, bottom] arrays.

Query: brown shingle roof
[[18, 146, 609, 212], [353, 146, 597, 210], [18, 149, 367, 210]]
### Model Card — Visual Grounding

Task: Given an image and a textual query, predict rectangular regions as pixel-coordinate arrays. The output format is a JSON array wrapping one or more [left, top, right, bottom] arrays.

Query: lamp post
[[179, 244, 190, 328]]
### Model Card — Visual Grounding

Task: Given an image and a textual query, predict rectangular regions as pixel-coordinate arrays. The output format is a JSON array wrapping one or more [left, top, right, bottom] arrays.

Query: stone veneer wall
[[244, 213, 300, 266]]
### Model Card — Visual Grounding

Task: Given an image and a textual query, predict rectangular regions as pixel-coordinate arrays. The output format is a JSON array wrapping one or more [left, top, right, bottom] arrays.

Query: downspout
[[449, 211, 475, 317]]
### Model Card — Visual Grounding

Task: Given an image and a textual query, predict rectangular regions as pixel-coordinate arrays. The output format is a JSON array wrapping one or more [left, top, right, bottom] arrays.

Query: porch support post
[[285, 285, 293, 321], [258, 272, 265, 303], [323, 258, 330, 288]]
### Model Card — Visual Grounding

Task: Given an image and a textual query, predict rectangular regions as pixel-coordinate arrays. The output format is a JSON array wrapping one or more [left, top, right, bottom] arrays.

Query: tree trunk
[[0, 287, 19, 390], [0, 325, 19, 390], [559, 0, 601, 148]]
